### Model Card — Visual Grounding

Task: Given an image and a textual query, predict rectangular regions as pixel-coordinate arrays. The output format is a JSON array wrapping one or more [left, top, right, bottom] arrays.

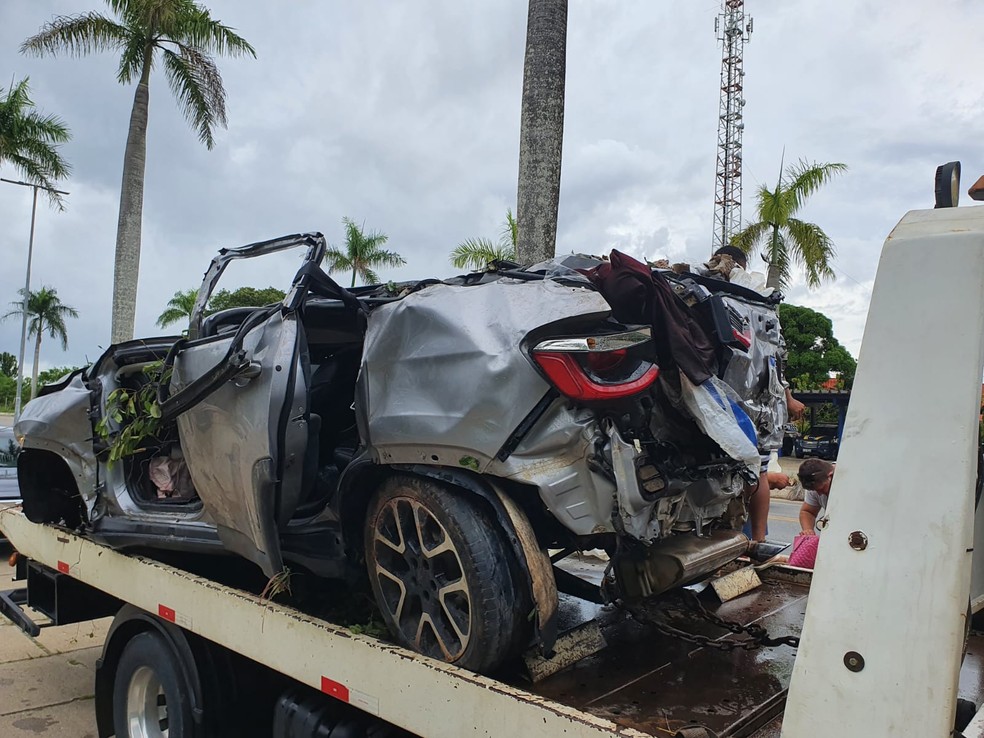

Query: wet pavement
[[0, 550, 109, 737]]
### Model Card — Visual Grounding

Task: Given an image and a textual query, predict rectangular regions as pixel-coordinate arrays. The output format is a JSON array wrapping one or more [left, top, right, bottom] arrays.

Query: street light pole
[[0, 177, 69, 424]]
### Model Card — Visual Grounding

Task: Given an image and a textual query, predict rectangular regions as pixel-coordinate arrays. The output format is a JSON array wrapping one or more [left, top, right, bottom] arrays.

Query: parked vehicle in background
[[14, 233, 787, 674], [794, 424, 839, 460], [0, 426, 22, 541], [781, 422, 800, 456]]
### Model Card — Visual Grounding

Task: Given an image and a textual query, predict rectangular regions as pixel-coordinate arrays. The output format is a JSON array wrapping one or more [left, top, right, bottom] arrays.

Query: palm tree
[[3, 287, 79, 400], [516, 0, 568, 265], [731, 159, 847, 291], [156, 287, 198, 329], [22, 0, 256, 344], [324, 218, 405, 287], [0, 77, 71, 208], [450, 209, 519, 270]]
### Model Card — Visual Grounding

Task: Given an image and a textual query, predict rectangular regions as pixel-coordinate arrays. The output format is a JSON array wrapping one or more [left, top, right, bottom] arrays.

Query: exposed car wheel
[[365, 475, 529, 674], [113, 631, 194, 738], [793, 449, 803, 459]]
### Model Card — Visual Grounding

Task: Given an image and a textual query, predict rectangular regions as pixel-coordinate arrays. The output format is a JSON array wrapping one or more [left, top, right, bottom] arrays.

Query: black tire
[[112, 631, 195, 738], [364, 475, 530, 674]]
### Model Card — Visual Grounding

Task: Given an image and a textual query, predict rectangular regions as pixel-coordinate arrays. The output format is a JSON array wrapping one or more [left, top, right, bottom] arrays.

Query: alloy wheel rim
[[125, 665, 168, 737], [372, 497, 471, 661]]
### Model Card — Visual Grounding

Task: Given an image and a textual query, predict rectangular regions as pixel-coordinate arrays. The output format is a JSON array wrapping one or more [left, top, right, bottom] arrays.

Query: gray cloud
[[2, 0, 984, 375]]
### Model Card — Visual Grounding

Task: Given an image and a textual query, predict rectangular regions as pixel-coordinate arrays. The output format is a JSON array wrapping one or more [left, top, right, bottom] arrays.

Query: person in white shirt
[[798, 458, 835, 536]]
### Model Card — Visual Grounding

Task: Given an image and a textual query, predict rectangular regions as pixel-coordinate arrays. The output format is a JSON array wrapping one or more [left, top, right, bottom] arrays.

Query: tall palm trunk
[[516, 0, 567, 265], [111, 50, 152, 344], [30, 327, 42, 400], [765, 226, 782, 292]]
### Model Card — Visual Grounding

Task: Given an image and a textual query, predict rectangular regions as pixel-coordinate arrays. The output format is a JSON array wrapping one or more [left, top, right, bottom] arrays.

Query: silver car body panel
[[485, 400, 617, 536], [717, 294, 788, 452], [173, 309, 306, 576], [359, 278, 611, 469], [15, 372, 97, 512]]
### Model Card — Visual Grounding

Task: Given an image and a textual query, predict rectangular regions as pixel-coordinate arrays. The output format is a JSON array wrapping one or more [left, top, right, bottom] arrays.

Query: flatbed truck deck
[[5, 505, 984, 738], [0, 506, 804, 737]]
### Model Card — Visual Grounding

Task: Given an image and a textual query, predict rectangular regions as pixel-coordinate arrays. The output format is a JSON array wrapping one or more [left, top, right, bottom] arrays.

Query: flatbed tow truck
[[4, 204, 984, 737]]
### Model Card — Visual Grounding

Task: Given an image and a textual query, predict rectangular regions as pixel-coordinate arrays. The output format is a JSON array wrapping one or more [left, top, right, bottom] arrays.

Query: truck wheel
[[113, 631, 194, 738], [365, 475, 528, 674]]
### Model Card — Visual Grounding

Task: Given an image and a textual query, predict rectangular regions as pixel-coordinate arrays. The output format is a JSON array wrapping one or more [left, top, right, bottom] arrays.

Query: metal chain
[[623, 589, 799, 652]]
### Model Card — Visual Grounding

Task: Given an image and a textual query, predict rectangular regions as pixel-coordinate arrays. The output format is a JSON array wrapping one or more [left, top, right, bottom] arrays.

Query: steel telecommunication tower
[[712, 0, 753, 253]]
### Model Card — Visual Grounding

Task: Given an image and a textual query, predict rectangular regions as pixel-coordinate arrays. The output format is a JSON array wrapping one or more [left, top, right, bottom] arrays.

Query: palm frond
[[179, 5, 256, 58], [757, 184, 787, 227], [365, 247, 405, 269], [17, 137, 72, 179], [156, 288, 198, 328], [729, 221, 768, 256], [785, 160, 847, 215], [117, 33, 150, 84], [450, 238, 515, 270], [323, 247, 353, 275], [786, 218, 836, 289], [502, 208, 518, 249], [358, 267, 381, 286], [18, 110, 72, 146], [20, 13, 130, 58], [0, 77, 72, 206], [3, 152, 62, 195], [106, 0, 144, 28], [161, 45, 225, 148]]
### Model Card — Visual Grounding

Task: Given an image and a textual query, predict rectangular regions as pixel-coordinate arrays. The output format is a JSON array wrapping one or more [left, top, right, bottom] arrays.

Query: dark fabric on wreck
[[583, 250, 716, 385]]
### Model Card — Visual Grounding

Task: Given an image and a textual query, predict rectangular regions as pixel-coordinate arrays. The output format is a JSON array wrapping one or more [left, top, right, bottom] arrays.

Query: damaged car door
[[163, 234, 327, 576]]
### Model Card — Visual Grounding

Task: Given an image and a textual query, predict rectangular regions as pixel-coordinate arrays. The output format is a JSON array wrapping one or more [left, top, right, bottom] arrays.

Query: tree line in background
[[781, 304, 856, 391], [0, 353, 83, 412]]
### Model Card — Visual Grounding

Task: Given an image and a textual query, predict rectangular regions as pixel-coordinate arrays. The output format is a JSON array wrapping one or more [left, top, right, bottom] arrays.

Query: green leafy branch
[[95, 361, 171, 464]]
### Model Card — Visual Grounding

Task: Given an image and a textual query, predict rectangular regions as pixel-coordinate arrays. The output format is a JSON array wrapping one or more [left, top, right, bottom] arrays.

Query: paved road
[[0, 477, 19, 502], [766, 497, 803, 549]]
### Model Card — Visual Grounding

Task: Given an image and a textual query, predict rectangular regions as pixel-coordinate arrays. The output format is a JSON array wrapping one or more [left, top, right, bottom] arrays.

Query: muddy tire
[[364, 475, 529, 674]]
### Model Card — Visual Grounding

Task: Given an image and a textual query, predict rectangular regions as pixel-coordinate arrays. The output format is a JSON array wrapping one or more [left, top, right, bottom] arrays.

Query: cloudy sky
[[1, 0, 982, 373]]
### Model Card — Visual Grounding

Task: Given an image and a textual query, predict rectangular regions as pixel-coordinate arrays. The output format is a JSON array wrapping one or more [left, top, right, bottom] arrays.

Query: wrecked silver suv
[[15, 233, 786, 673]]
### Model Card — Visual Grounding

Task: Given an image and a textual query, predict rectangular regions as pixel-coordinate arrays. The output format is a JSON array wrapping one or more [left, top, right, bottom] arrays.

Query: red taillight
[[732, 327, 752, 349], [585, 348, 627, 374], [533, 352, 659, 401]]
